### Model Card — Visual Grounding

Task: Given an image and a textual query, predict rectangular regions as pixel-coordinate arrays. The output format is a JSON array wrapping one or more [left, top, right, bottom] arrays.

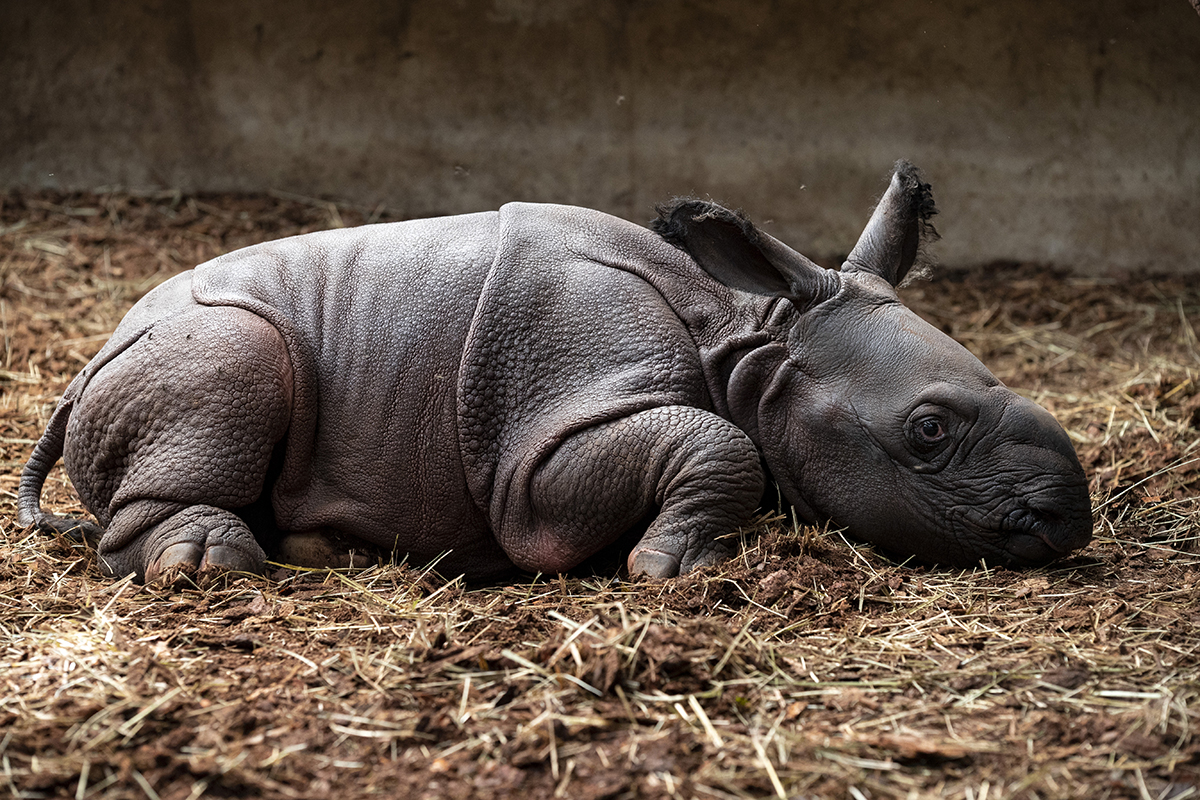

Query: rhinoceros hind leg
[[99, 500, 266, 583], [65, 305, 292, 584]]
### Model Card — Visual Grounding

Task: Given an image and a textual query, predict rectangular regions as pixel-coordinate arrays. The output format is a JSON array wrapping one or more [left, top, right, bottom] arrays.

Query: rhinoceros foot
[[128, 504, 267, 584], [627, 538, 735, 579], [628, 548, 681, 578]]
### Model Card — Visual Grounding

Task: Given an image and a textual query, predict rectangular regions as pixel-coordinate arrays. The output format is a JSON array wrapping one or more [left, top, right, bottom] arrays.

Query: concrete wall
[[3, 0, 1198, 272]]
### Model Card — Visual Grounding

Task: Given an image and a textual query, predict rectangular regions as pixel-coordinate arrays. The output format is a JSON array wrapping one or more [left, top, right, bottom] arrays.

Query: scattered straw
[[1, 193, 1199, 797]]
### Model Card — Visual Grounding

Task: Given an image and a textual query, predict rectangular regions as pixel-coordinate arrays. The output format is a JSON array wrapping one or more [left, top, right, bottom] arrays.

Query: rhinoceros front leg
[[523, 406, 764, 578]]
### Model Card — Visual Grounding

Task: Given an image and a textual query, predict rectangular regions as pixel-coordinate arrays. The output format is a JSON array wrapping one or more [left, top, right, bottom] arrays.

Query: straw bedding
[[1, 192, 1197, 799]]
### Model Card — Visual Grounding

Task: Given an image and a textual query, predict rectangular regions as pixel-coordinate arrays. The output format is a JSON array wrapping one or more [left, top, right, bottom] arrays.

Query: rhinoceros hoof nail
[[147, 542, 204, 584], [629, 549, 681, 579], [199, 545, 255, 573]]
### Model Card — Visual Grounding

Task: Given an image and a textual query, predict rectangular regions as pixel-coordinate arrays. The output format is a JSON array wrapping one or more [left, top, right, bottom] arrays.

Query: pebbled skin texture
[[526, 406, 763, 577], [20, 166, 1093, 583], [28, 204, 774, 582], [62, 304, 291, 581], [184, 205, 756, 580]]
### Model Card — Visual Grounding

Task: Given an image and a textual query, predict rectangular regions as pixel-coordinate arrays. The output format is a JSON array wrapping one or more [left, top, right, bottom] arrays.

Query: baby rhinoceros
[[19, 162, 1093, 583]]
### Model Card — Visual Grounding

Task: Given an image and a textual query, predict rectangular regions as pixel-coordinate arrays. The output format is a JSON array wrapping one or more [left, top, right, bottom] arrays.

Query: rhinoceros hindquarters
[[63, 303, 293, 582]]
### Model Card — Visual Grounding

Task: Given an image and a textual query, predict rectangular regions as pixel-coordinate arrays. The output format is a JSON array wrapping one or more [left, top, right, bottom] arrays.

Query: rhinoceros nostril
[[997, 496, 1091, 561], [1027, 506, 1063, 527], [1001, 507, 1040, 532], [1020, 497, 1092, 552]]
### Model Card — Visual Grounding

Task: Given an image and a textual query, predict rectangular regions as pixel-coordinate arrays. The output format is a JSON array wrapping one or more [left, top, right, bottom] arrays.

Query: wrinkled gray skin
[[18, 162, 1092, 583]]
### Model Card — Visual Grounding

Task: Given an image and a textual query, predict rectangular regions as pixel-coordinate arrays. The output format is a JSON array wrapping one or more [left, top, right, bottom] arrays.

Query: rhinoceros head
[[653, 161, 1093, 568]]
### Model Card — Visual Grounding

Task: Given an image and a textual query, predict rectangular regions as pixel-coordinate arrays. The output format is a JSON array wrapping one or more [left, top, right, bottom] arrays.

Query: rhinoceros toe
[[628, 548, 680, 579], [199, 544, 260, 573], [105, 504, 266, 584], [145, 541, 205, 584]]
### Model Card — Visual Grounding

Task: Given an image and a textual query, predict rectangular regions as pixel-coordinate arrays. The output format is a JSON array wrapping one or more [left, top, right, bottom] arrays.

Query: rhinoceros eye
[[912, 416, 947, 448], [905, 402, 963, 461]]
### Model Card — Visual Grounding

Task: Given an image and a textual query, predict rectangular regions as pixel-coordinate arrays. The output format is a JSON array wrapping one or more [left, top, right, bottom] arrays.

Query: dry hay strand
[[2, 192, 1200, 798]]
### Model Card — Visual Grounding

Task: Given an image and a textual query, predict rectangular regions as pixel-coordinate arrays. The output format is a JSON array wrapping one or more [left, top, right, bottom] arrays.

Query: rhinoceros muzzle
[[996, 483, 1093, 566]]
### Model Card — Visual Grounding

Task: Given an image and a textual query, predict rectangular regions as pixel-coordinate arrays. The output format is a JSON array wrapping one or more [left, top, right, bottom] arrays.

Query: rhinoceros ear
[[841, 160, 939, 287], [651, 199, 838, 309]]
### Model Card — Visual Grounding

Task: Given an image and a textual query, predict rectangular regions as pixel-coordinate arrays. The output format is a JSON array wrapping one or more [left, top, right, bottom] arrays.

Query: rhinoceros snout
[[1000, 483, 1093, 566], [987, 397, 1093, 565], [1036, 496, 1092, 549]]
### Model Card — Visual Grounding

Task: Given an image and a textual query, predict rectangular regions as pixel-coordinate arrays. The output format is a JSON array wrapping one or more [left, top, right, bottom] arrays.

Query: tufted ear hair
[[651, 199, 839, 310], [841, 160, 939, 287]]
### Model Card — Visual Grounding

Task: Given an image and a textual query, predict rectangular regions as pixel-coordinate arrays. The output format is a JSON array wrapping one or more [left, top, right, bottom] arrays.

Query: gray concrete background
[[3, 1, 1198, 271]]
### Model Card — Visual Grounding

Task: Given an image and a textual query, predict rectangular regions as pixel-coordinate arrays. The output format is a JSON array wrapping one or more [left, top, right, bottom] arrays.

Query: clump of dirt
[[2, 192, 1199, 799]]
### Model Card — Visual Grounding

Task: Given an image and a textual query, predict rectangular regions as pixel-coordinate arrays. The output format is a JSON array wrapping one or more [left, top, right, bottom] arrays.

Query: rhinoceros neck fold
[[520, 205, 800, 440], [718, 330, 793, 445], [631, 284, 795, 446]]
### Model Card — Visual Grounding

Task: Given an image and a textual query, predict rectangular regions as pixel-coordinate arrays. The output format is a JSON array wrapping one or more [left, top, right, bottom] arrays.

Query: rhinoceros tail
[[17, 397, 103, 544]]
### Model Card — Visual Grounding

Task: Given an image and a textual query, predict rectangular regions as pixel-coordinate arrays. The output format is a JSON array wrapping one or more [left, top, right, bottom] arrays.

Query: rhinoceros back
[[192, 213, 503, 568], [191, 204, 708, 572]]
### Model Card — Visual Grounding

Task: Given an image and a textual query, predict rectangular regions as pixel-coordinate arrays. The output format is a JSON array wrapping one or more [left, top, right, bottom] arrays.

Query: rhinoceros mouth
[[1000, 530, 1066, 566], [995, 502, 1090, 566]]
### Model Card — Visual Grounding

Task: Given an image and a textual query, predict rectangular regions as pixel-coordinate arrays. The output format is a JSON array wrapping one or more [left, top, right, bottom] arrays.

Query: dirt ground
[[1, 192, 1198, 799]]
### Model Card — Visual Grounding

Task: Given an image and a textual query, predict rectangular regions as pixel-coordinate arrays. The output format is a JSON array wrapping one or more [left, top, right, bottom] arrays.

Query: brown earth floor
[[1, 192, 1199, 799]]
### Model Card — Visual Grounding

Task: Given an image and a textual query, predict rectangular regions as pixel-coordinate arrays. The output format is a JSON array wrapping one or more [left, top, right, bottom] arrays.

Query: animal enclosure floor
[[1, 192, 1199, 800]]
